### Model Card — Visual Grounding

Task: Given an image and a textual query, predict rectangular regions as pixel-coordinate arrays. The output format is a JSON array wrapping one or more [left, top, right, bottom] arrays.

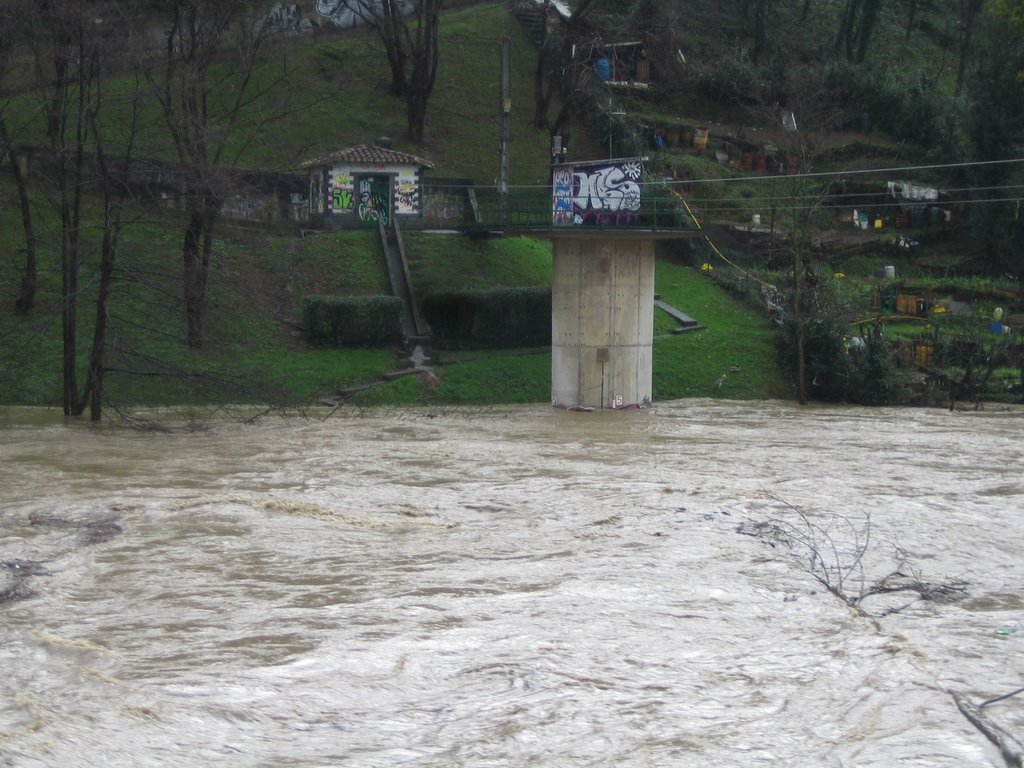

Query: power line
[[651, 156, 1024, 186], [450, 156, 1024, 192]]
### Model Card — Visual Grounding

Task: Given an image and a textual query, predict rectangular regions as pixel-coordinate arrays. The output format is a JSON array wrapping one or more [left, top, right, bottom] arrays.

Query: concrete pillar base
[[551, 237, 655, 410]]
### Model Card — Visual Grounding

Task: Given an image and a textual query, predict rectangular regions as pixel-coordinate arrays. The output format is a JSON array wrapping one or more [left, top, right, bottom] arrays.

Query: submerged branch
[[737, 497, 969, 617], [952, 690, 1024, 768]]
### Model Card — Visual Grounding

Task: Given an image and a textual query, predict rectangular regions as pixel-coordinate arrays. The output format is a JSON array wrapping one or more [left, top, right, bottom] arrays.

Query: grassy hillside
[[248, 2, 592, 182], [0, 2, 798, 413]]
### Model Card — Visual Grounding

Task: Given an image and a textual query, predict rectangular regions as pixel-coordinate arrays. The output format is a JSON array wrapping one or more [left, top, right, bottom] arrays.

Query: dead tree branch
[[737, 496, 968, 616]]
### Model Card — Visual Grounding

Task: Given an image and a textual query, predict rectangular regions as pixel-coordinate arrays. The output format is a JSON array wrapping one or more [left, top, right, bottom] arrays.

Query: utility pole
[[499, 36, 511, 225]]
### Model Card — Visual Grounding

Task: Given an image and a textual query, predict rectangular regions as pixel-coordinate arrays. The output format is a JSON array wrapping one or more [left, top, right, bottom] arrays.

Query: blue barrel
[[595, 57, 611, 81]]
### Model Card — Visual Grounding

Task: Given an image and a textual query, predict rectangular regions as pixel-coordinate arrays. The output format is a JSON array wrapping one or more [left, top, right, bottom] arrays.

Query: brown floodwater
[[1, 400, 1022, 766]]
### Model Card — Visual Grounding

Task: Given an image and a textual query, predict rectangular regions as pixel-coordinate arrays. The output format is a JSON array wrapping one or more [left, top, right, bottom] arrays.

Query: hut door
[[357, 175, 391, 227]]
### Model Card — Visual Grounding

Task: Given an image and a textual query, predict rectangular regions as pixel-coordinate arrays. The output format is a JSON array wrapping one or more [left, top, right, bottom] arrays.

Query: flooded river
[[1, 400, 1022, 767]]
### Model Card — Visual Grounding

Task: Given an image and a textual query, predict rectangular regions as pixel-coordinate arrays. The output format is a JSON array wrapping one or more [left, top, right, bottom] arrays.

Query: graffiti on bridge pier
[[553, 159, 643, 227]]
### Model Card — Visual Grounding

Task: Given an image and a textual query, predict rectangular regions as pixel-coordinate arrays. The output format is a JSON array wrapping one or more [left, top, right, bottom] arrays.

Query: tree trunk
[[182, 208, 212, 349], [533, 49, 552, 129], [853, 0, 882, 62], [794, 245, 807, 405], [1, 119, 37, 315], [752, 0, 770, 62], [405, 0, 441, 143], [87, 218, 116, 421], [406, 87, 429, 143], [834, 0, 860, 59], [381, 0, 409, 96], [906, 0, 918, 38], [61, 218, 79, 416], [955, 0, 983, 97]]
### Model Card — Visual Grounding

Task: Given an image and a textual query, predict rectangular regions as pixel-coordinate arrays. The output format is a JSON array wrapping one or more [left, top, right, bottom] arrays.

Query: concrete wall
[[551, 237, 655, 409]]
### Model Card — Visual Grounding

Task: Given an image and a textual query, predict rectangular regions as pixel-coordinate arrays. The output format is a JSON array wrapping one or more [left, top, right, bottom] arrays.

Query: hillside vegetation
[[1, 0, 1021, 415]]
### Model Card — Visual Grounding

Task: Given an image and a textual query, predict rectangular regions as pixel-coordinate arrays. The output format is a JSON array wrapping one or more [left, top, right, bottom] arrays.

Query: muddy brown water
[[1, 400, 1022, 767]]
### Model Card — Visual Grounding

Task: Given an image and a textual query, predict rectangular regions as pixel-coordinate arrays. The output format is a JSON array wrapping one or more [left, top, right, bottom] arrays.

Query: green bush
[[776, 279, 910, 404], [421, 287, 551, 349], [822, 60, 956, 149], [693, 49, 774, 106], [846, 332, 911, 405], [303, 295, 406, 347]]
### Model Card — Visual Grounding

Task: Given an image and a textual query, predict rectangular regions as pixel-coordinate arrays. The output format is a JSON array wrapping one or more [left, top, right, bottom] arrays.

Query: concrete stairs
[[379, 218, 429, 340]]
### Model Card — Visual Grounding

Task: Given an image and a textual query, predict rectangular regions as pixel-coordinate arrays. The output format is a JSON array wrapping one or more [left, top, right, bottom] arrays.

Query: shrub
[[777, 278, 910, 404], [846, 331, 911, 405], [421, 287, 551, 349], [822, 60, 956, 149], [303, 295, 405, 347]]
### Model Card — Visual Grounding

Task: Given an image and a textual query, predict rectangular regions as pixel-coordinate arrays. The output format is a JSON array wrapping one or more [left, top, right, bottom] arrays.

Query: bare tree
[[738, 497, 968, 616], [339, 0, 443, 143], [353, 0, 413, 96], [404, 0, 441, 142], [0, 1, 39, 315], [20, 0, 137, 419], [34, 0, 96, 415], [956, 0, 986, 96], [529, 0, 602, 139], [146, 0, 273, 348], [834, 0, 883, 62]]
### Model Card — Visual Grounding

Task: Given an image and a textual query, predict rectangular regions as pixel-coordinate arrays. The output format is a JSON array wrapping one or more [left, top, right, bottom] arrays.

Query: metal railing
[[461, 190, 702, 234]]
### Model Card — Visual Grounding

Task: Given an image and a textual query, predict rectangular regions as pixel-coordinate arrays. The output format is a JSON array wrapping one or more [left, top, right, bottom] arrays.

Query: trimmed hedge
[[421, 287, 551, 349], [303, 295, 405, 347]]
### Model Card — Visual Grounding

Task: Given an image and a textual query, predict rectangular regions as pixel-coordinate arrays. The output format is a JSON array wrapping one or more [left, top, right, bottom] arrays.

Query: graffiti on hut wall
[[553, 160, 643, 227], [332, 187, 353, 211], [328, 173, 354, 212], [358, 177, 390, 226], [396, 177, 419, 214]]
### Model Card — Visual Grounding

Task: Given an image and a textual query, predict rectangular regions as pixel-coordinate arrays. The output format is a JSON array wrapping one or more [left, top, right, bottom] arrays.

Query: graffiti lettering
[[358, 178, 389, 225], [552, 167, 574, 225], [552, 160, 643, 227], [326, 173, 354, 213], [396, 181, 419, 213], [332, 188, 353, 210], [571, 166, 641, 212]]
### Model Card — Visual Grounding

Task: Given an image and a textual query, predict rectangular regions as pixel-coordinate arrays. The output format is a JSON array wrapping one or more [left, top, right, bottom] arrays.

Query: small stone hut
[[303, 140, 433, 230]]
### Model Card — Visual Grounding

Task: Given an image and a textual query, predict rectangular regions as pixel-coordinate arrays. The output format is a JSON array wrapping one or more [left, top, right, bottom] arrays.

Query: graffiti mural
[[552, 167, 574, 225], [357, 176, 390, 227], [316, 0, 412, 30], [395, 179, 419, 214], [332, 188, 353, 210], [328, 173, 354, 213], [552, 159, 644, 227]]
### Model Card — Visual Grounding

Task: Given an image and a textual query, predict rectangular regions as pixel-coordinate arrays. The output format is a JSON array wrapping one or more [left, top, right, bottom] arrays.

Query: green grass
[[1, 4, 594, 185], [653, 261, 793, 400], [350, 348, 552, 407], [405, 235, 553, 294]]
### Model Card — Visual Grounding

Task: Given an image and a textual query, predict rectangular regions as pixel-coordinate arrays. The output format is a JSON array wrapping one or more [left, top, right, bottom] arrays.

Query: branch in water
[[952, 690, 1024, 768]]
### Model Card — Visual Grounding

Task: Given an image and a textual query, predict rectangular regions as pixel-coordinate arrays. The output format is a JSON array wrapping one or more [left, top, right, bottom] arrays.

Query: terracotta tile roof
[[302, 144, 433, 169]]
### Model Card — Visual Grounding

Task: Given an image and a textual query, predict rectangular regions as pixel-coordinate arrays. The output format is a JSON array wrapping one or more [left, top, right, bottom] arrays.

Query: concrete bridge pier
[[551, 236, 656, 409]]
